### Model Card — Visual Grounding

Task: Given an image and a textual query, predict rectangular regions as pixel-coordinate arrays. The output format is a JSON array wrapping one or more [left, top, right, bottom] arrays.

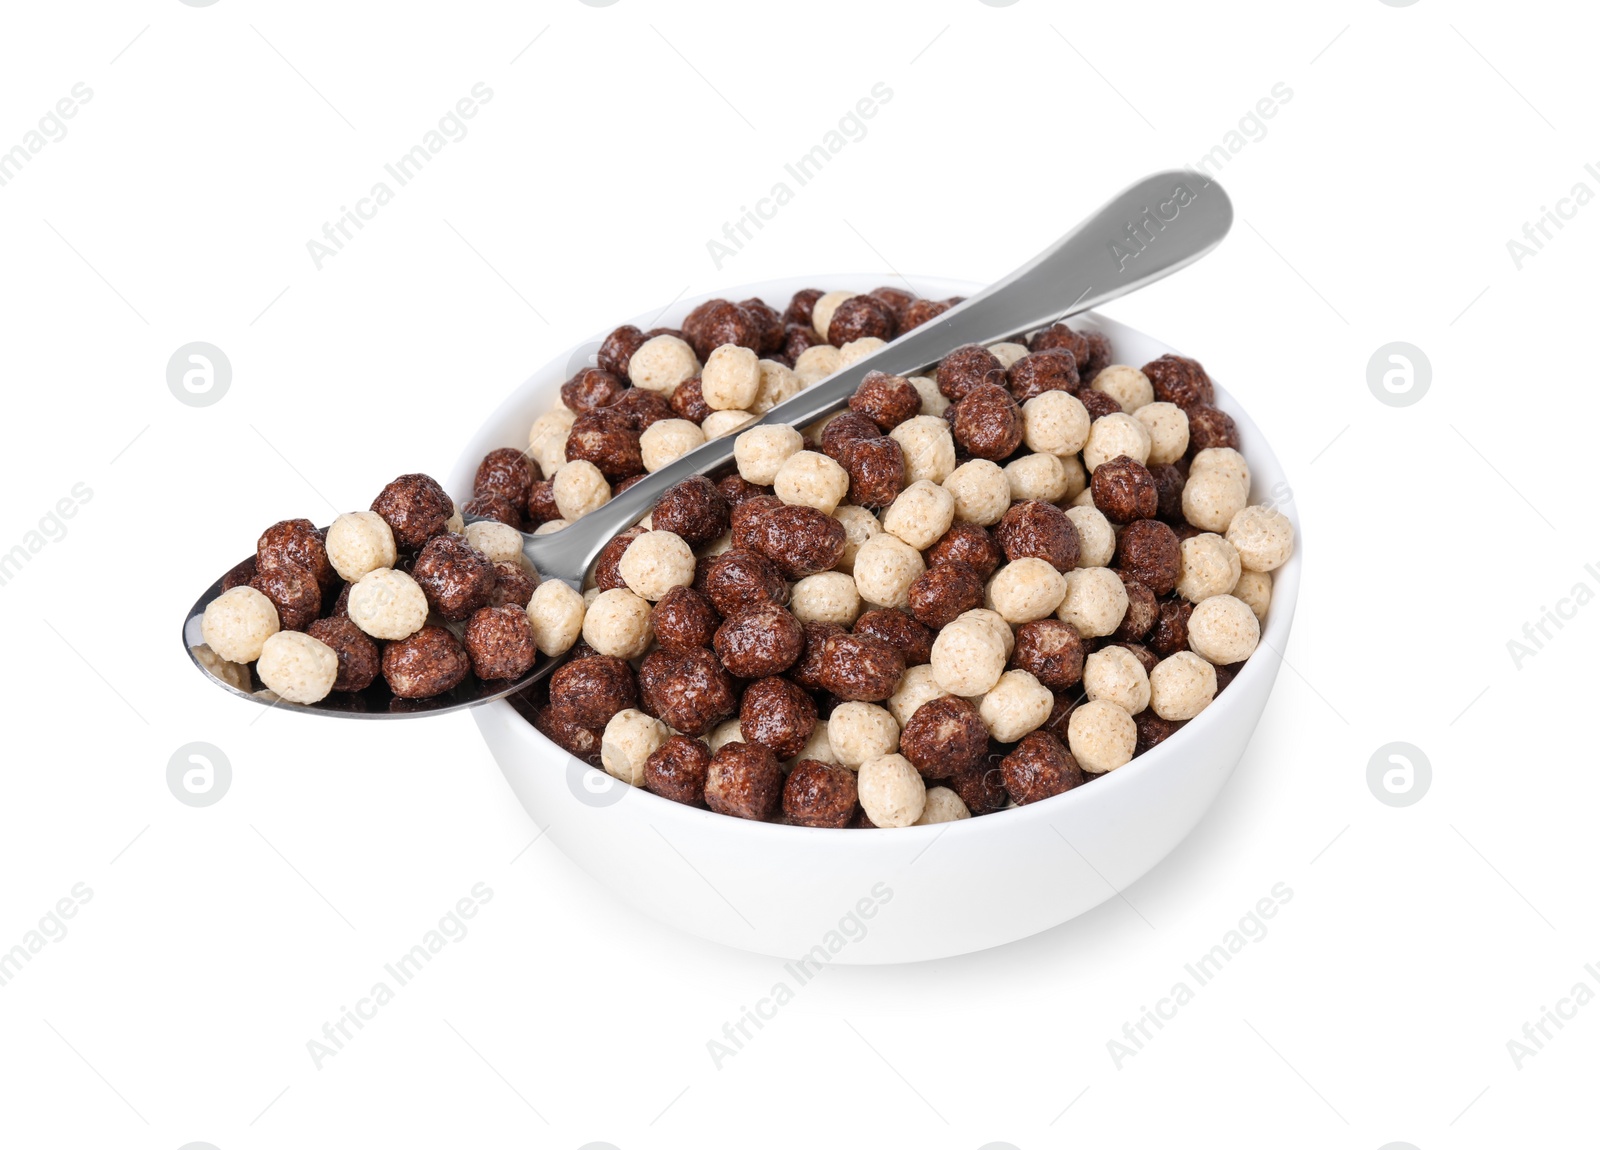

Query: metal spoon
[[184, 170, 1233, 717]]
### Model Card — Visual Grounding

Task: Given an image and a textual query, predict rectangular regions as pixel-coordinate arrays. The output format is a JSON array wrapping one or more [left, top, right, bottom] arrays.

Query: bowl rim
[[457, 272, 1302, 841]]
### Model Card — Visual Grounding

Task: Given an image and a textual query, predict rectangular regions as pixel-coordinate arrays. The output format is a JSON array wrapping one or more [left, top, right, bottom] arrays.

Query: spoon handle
[[526, 170, 1232, 584]]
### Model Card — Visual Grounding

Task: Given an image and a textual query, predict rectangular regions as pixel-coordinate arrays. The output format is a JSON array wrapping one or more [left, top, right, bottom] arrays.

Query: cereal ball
[[853, 608, 934, 666], [1083, 413, 1152, 472], [706, 741, 783, 821], [668, 375, 714, 424], [979, 669, 1053, 742], [775, 450, 849, 514], [747, 504, 846, 579], [348, 568, 429, 640], [595, 324, 647, 379], [1181, 469, 1247, 534], [706, 718, 746, 753], [790, 718, 838, 767], [818, 632, 906, 702], [714, 602, 804, 677], [561, 366, 626, 416], [832, 505, 883, 573], [1142, 354, 1214, 408], [524, 580, 585, 655], [1226, 505, 1295, 573], [1092, 364, 1153, 412], [793, 343, 843, 386], [1011, 618, 1085, 690], [1176, 533, 1242, 603], [1185, 403, 1240, 453], [828, 296, 896, 347], [412, 533, 497, 622], [1116, 519, 1182, 595], [601, 709, 669, 785], [810, 290, 854, 340], [952, 384, 1024, 461], [1188, 594, 1260, 665], [324, 511, 397, 584], [820, 411, 882, 461], [525, 478, 561, 527], [304, 615, 380, 692], [644, 735, 712, 807], [638, 647, 738, 735], [700, 344, 762, 411], [949, 756, 1008, 815], [1067, 699, 1137, 773], [956, 607, 1014, 657], [1150, 599, 1193, 657], [461, 605, 536, 681], [1233, 570, 1272, 622], [898, 695, 987, 777], [1078, 389, 1122, 420], [382, 625, 470, 699], [1005, 453, 1069, 504], [618, 531, 695, 602], [247, 564, 320, 632], [889, 415, 958, 486], [649, 477, 728, 548], [1028, 322, 1091, 363], [528, 409, 578, 479], [1001, 731, 1084, 805], [1114, 573, 1159, 641], [1190, 446, 1252, 493], [987, 557, 1068, 624], [553, 460, 611, 522], [1020, 391, 1090, 460], [702, 547, 786, 615], [683, 300, 760, 360], [788, 621, 843, 692], [1149, 651, 1216, 721], [790, 571, 860, 626], [936, 344, 1007, 402], [628, 334, 699, 394], [463, 521, 523, 567], [202, 586, 280, 664], [651, 585, 721, 650], [1064, 505, 1115, 568], [1151, 462, 1186, 521], [593, 526, 646, 593], [907, 374, 948, 417], [637, 418, 705, 473], [1135, 710, 1186, 755], [257, 518, 334, 591], [930, 615, 1007, 696], [888, 663, 949, 728], [1134, 402, 1189, 466], [1084, 646, 1152, 714], [734, 424, 803, 486], [747, 359, 800, 415], [739, 677, 818, 758], [857, 754, 926, 828], [549, 655, 637, 728], [853, 533, 925, 609], [1006, 348, 1079, 404], [476, 447, 539, 507], [1056, 567, 1128, 638], [461, 491, 522, 529], [850, 372, 921, 430], [882, 480, 956, 551], [255, 631, 338, 704], [371, 474, 454, 551], [926, 522, 1003, 579], [996, 500, 1080, 571], [582, 588, 654, 659], [827, 701, 901, 769], [943, 459, 1010, 526], [842, 436, 905, 509], [610, 387, 676, 432], [908, 561, 986, 629], [986, 341, 1029, 370], [784, 760, 859, 827]]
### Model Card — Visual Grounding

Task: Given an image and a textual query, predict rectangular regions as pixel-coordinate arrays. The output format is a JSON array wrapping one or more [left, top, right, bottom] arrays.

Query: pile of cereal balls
[[199, 469, 549, 708], [510, 286, 1294, 829]]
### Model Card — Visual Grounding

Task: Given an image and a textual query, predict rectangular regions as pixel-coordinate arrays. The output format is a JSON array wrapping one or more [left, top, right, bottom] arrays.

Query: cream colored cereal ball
[[811, 290, 854, 340], [701, 409, 755, 439], [1057, 567, 1129, 638], [640, 418, 706, 472], [325, 511, 397, 582], [930, 616, 1007, 696], [1068, 699, 1137, 773], [1190, 446, 1251, 493], [255, 631, 338, 705], [464, 520, 523, 565], [525, 580, 585, 655], [790, 720, 836, 766], [628, 334, 699, 394], [1092, 364, 1154, 412], [1060, 454, 1087, 501], [1069, 487, 1096, 508], [1065, 505, 1114, 568], [553, 460, 610, 521], [1083, 646, 1152, 714], [1189, 594, 1260, 665], [348, 568, 429, 641], [775, 450, 849, 514], [528, 408, 577, 478], [707, 719, 745, 753], [1133, 401, 1190, 466], [1181, 469, 1248, 533], [882, 479, 956, 550], [699, 531, 734, 559], [839, 337, 886, 367], [446, 502, 464, 535], [987, 557, 1067, 624], [751, 359, 803, 414], [701, 344, 761, 410], [957, 607, 1014, 657], [1233, 570, 1273, 622], [978, 669, 1053, 742], [601, 709, 668, 785], [943, 459, 1010, 526], [1082, 412, 1152, 471], [888, 664, 950, 728], [790, 571, 861, 626], [583, 586, 601, 610], [1226, 505, 1295, 572], [582, 588, 654, 659], [828, 702, 900, 769], [908, 374, 949, 416], [986, 341, 1030, 369], [1149, 651, 1217, 721], [1021, 390, 1091, 458], [889, 416, 957, 485], [857, 753, 926, 828], [1176, 533, 1242, 603], [914, 786, 971, 825], [832, 505, 882, 574], [533, 519, 571, 535], [852, 533, 925, 609], [201, 586, 280, 663], [793, 344, 843, 386], [734, 423, 804, 485], [1004, 452, 1069, 504], [618, 531, 695, 602]]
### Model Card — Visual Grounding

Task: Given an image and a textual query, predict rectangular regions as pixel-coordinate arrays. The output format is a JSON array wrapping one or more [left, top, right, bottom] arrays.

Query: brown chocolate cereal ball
[[1143, 354, 1214, 409], [561, 367, 626, 415], [221, 557, 257, 591], [1081, 330, 1113, 380], [1114, 573, 1159, 641], [372, 474, 453, 551], [489, 561, 536, 609], [783, 759, 859, 828], [820, 411, 883, 461], [730, 493, 782, 549], [1214, 662, 1240, 694], [1091, 456, 1159, 523], [747, 504, 846, 580], [907, 560, 985, 630], [949, 756, 1008, 814], [1007, 349, 1080, 404], [597, 324, 647, 378], [464, 605, 537, 680], [701, 547, 787, 616], [462, 491, 522, 528], [593, 526, 646, 593], [1149, 599, 1193, 657], [714, 603, 805, 678], [638, 647, 738, 735], [937, 344, 1007, 402], [411, 533, 497, 622], [852, 608, 934, 666], [843, 436, 905, 508], [329, 581, 351, 617], [705, 741, 782, 821], [827, 294, 896, 347], [305, 615, 380, 692], [996, 500, 1080, 571], [683, 299, 760, 360], [783, 288, 826, 328], [1002, 731, 1084, 805], [869, 286, 917, 324], [565, 410, 644, 481], [902, 298, 951, 330], [1116, 519, 1182, 595], [608, 386, 676, 432], [716, 473, 768, 506], [900, 695, 988, 778], [1151, 462, 1186, 522], [382, 625, 470, 699], [1134, 709, 1186, 756], [651, 586, 721, 651], [740, 676, 819, 758], [526, 479, 560, 526], [952, 384, 1024, 461], [1078, 388, 1123, 419], [1028, 323, 1091, 365], [782, 323, 824, 363], [250, 565, 320, 631], [1010, 619, 1085, 691], [476, 446, 539, 504], [739, 298, 786, 355], [1184, 403, 1241, 454], [789, 621, 846, 691], [533, 705, 602, 764], [257, 519, 335, 591], [818, 632, 906, 702], [549, 655, 638, 728], [849, 371, 921, 430], [650, 476, 730, 547], [644, 735, 712, 806], [668, 374, 714, 424], [925, 522, 1004, 579]]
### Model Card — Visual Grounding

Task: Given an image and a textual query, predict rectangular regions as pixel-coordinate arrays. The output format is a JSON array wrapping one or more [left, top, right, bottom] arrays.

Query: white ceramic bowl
[[454, 274, 1301, 964]]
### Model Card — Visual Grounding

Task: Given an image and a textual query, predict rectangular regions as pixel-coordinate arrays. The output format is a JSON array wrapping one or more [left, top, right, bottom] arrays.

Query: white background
[[0, 1, 1594, 1147]]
